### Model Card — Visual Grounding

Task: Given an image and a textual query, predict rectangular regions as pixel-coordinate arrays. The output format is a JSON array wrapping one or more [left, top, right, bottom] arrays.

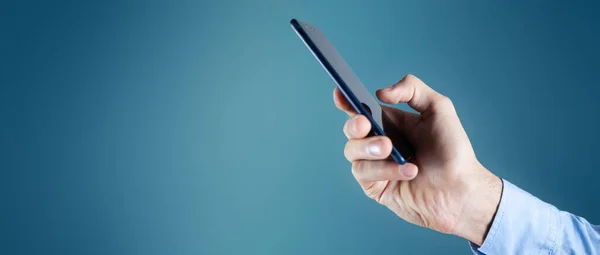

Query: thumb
[[376, 74, 452, 116]]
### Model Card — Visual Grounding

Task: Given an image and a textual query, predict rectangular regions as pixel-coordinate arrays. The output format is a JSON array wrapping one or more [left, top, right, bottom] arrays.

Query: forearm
[[451, 167, 503, 246], [455, 171, 600, 254]]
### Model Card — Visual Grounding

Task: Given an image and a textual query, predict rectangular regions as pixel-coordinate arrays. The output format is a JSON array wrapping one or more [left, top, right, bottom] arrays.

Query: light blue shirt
[[470, 179, 600, 254]]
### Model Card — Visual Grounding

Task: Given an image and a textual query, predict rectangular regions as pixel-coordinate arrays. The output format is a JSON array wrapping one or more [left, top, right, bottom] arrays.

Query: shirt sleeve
[[469, 179, 600, 255]]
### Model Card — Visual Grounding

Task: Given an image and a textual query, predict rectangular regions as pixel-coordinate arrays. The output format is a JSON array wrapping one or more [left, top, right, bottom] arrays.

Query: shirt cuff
[[469, 179, 559, 254]]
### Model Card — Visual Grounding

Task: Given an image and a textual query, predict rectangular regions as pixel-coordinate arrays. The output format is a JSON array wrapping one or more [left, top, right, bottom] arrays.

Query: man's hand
[[335, 74, 503, 246]]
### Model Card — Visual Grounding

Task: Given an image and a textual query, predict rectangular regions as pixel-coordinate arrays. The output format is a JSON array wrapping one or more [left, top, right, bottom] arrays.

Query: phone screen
[[291, 19, 413, 163]]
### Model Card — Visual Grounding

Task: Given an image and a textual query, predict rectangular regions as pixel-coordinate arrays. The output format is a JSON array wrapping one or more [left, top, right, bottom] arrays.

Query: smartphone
[[290, 18, 413, 164]]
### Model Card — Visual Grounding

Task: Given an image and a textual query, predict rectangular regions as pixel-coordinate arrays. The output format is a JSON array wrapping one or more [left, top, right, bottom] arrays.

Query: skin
[[335, 74, 503, 246]]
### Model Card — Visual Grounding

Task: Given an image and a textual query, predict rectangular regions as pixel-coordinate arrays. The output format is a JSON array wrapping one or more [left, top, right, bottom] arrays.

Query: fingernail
[[367, 140, 382, 156], [401, 166, 416, 178]]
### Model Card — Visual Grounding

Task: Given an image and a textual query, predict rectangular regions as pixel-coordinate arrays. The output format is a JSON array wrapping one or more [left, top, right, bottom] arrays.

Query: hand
[[335, 74, 502, 246]]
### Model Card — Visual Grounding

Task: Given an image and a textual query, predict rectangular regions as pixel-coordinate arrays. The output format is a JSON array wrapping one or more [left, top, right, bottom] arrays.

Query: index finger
[[333, 87, 356, 116]]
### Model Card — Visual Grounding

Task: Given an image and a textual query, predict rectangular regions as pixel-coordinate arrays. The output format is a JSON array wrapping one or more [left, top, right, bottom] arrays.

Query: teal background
[[2, 0, 600, 254]]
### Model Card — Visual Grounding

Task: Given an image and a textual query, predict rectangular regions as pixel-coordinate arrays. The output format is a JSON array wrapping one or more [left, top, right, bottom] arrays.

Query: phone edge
[[290, 18, 407, 164]]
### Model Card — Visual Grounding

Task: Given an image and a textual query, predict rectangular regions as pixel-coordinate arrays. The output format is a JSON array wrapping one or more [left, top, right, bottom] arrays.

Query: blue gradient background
[[2, 0, 599, 254]]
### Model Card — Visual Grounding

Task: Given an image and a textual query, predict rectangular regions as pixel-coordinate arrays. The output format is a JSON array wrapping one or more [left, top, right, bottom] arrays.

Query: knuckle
[[343, 141, 353, 161], [404, 73, 417, 82], [342, 121, 350, 137], [395, 74, 416, 88], [440, 95, 453, 105], [432, 95, 455, 112], [351, 161, 363, 175]]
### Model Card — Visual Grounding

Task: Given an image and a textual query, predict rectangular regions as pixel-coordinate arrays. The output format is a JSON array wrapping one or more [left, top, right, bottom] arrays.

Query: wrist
[[452, 164, 503, 246]]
